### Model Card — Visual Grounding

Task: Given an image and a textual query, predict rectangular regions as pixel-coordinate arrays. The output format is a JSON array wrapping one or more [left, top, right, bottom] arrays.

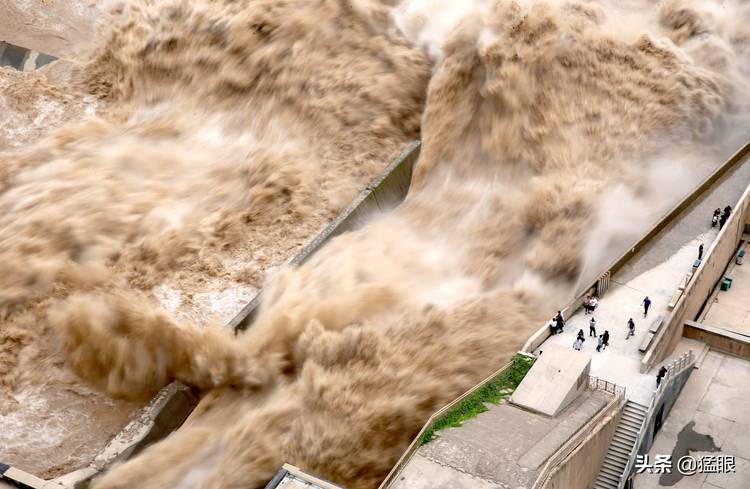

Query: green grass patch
[[418, 354, 535, 445]]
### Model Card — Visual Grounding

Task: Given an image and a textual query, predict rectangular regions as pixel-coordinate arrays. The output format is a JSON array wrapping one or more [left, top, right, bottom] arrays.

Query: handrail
[[617, 350, 695, 489], [588, 375, 627, 396], [377, 357, 525, 488], [532, 379, 626, 489]]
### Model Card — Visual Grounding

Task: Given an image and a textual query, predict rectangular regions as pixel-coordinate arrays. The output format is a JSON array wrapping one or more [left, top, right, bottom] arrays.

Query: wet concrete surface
[[660, 421, 721, 486]]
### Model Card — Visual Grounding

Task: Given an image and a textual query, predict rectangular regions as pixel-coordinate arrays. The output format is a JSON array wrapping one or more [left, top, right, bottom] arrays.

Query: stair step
[[621, 412, 645, 422], [611, 440, 634, 453], [619, 421, 642, 432], [626, 402, 648, 412], [606, 452, 629, 465], [603, 458, 627, 471], [608, 448, 631, 461], [617, 428, 640, 438], [601, 465, 624, 479], [615, 432, 637, 442], [597, 470, 621, 486], [609, 446, 632, 460]]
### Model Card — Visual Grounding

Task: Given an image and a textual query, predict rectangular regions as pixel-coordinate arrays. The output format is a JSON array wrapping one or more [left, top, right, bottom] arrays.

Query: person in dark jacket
[[589, 317, 597, 337], [627, 318, 636, 339], [602, 330, 610, 348], [642, 296, 652, 316], [656, 366, 668, 388], [698, 243, 704, 261]]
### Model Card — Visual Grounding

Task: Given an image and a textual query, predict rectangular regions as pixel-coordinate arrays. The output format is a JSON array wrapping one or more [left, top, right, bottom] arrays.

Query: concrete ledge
[[683, 320, 750, 359], [0, 465, 65, 489], [53, 382, 198, 488], [264, 464, 346, 489]]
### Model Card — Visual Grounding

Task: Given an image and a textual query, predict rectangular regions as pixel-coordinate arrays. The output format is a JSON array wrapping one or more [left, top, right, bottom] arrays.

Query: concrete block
[[639, 331, 656, 353], [510, 346, 590, 416]]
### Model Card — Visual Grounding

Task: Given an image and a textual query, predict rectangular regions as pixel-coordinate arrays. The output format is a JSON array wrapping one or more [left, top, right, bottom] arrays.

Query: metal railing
[[588, 375, 627, 396], [532, 379, 626, 489], [617, 350, 695, 489]]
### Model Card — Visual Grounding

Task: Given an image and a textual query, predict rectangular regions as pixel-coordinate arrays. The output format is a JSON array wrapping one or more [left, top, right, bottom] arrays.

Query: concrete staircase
[[593, 400, 648, 489]]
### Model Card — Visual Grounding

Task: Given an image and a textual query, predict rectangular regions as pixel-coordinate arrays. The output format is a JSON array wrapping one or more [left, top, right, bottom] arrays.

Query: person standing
[[548, 317, 558, 335], [627, 318, 635, 339], [596, 335, 605, 352], [589, 317, 597, 337], [556, 310, 565, 330], [656, 366, 668, 388], [602, 330, 610, 349], [698, 243, 704, 261], [642, 296, 651, 317], [573, 336, 585, 351], [712, 208, 721, 227]]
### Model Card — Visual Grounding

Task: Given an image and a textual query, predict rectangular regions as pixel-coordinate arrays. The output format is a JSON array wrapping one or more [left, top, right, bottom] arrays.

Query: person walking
[[596, 335, 605, 352], [642, 296, 652, 317], [698, 243, 704, 261], [627, 318, 636, 339], [656, 366, 668, 388], [602, 330, 610, 349], [589, 317, 597, 337]]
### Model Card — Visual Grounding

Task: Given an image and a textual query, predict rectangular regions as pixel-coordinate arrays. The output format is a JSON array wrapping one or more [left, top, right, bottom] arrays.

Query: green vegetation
[[418, 354, 535, 445]]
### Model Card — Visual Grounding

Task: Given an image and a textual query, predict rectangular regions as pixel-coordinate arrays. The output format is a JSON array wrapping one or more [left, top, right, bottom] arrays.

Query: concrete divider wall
[[540, 395, 624, 489], [231, 141, 421, 331], [642, 182, 750, 372]]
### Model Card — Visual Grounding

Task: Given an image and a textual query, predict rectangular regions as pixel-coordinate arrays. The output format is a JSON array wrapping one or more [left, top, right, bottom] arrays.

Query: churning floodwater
[[2, 0, 750, 487]]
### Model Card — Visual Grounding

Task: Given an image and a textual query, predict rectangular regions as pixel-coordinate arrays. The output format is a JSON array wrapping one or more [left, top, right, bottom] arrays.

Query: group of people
[[572, 320, 611, 352], [566, 295, 653, 352], [548, 310, 567, 335], [582, 295, 598, 314], [712, 205, 732, 229]]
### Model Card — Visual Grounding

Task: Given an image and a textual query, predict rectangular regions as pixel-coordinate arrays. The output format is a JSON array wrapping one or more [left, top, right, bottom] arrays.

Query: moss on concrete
[[419, 354, 535, 445]]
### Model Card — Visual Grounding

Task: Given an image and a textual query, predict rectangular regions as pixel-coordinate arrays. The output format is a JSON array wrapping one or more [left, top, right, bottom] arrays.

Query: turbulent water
[[0, 0, 428, 476], [3, 0, 750, 486]]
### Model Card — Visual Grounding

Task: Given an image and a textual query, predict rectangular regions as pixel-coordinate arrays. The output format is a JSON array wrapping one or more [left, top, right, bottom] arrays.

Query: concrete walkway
[[536, 230, 715, 405]]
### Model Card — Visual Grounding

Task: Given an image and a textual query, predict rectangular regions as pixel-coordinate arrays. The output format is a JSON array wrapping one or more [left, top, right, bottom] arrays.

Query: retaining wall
[[683, 320, 750, 359], [641, 181, 750, 372], [540, 395, 624, 489]]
